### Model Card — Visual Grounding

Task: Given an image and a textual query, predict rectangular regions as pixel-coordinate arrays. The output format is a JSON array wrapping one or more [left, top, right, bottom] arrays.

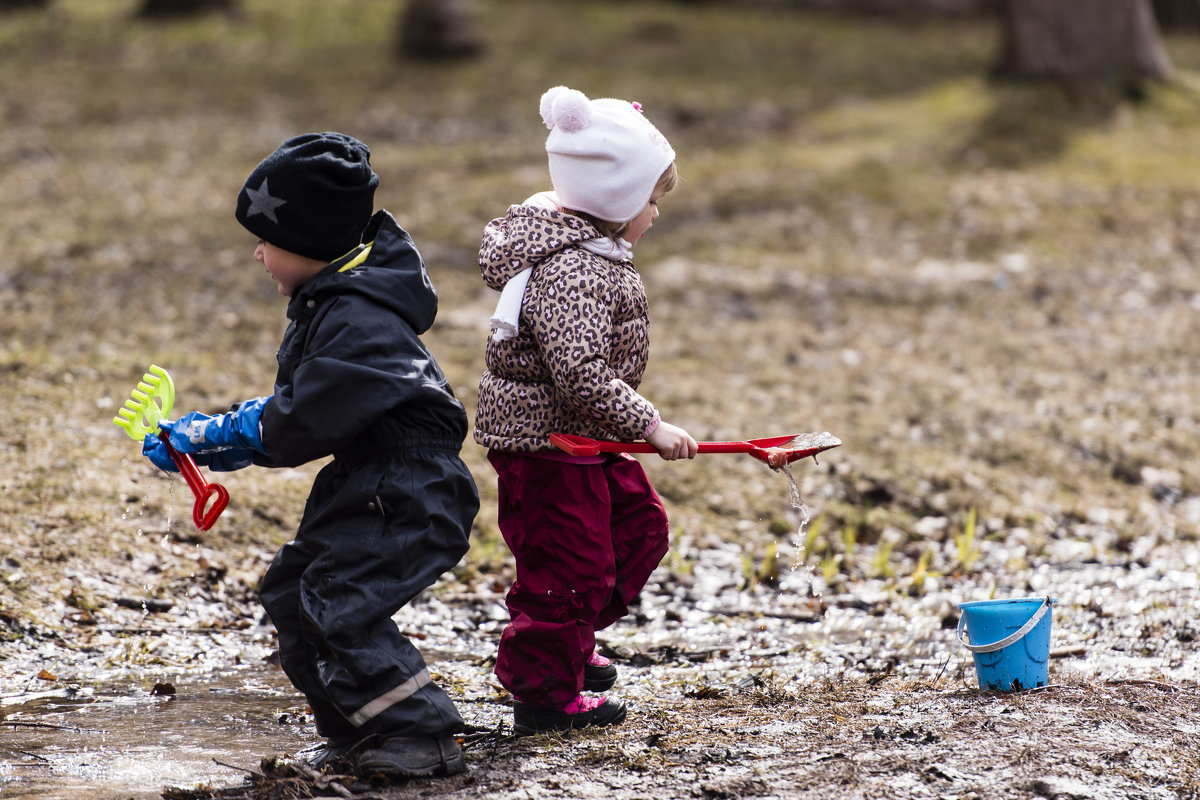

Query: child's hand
[[646, 421, 698, 461], [142, 433, 255, 473], [142, 433, 180, 473]]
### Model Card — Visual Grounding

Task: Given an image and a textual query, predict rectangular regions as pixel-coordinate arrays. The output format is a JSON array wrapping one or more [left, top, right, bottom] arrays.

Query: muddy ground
[[2, 1, 1200, 798], [4, 541, 1199, 799]]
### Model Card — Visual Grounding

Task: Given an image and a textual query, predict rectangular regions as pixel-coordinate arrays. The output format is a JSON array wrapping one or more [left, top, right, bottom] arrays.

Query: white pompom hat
[[540, 86, 676, 224]]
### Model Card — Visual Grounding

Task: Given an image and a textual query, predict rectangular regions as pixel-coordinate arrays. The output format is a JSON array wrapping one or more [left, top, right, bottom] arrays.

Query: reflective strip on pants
[[347, 668, 432, 728]]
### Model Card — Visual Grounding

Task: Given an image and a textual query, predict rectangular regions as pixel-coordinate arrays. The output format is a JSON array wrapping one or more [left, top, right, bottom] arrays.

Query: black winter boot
[[512, 694, 627, 736], [583, 650, 617, 692], [357, 735, 465, 778]]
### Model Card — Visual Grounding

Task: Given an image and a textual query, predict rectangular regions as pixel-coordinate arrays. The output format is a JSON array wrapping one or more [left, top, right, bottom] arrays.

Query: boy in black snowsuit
[[145, 132, 479, 778]]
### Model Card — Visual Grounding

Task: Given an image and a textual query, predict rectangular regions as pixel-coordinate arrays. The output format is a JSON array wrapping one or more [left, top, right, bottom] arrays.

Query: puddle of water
[[0, 666, 312, 800]]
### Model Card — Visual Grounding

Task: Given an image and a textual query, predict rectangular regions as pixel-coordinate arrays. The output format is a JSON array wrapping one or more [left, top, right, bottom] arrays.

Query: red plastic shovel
[[549, 431, 841, 467]]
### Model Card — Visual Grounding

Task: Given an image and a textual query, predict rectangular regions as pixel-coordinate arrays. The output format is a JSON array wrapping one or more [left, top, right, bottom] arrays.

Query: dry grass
[[1, 0, 1198, 661]]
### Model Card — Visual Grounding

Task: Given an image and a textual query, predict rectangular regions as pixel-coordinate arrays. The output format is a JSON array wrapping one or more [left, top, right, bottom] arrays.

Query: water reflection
[[1, 666, 310, 800]]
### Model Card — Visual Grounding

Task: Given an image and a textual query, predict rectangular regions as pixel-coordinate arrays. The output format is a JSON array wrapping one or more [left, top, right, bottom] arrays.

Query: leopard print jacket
[[474, 202, 659, 453]]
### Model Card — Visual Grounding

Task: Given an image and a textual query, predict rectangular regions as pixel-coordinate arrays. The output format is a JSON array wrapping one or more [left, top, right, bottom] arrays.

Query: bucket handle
[[957, 596, 1056, 654]]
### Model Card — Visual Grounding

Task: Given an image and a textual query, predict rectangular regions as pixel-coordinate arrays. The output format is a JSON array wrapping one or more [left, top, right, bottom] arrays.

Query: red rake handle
[[159, 432, 230, 531]]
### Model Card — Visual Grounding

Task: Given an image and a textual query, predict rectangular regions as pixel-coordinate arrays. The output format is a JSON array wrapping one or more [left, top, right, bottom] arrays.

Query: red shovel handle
[[548, 432, 841, 466], [549, 433, 768, 456], [159, 432, 230, 531]]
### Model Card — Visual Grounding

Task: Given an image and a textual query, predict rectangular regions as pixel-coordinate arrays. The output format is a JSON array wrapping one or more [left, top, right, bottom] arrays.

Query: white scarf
[[489, 192, 633, 341]]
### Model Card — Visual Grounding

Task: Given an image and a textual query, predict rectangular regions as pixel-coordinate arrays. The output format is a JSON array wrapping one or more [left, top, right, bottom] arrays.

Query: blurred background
[[1, 0, 1199, 640]]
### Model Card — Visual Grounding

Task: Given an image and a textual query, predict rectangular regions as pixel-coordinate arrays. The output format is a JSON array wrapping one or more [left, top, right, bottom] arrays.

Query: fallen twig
[[1104, 678, 1181, 692], [1049, 645, 1087, 659], [930, 652, 952, 686], [707, 606, 823, 622], [1022, 683, 1070, 694], [459, 723, 519, 751], [0, 720, 85, 732], [212, 758, 261, 777], [114, 597, 175, 613]]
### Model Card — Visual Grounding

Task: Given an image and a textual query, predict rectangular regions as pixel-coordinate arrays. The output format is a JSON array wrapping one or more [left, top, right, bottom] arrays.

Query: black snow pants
[[258, 439, 477, 739]]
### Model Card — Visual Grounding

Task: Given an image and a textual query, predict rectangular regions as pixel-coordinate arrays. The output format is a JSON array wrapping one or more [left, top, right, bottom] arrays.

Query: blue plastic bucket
[[957, 596, 1057, 691]]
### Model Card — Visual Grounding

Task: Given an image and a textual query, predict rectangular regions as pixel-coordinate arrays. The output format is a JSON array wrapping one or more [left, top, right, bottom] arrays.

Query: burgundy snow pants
[[487, 450, 670, 709]]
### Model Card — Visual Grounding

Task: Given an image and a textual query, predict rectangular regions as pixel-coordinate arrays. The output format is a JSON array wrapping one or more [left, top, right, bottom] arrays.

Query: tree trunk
[[0, 0, 49, 9], [735, 0, 998, 13], [396, 0, 485, 60], [1153, 0, 1200, 30], [994, 0, 1172, 81], [136, 0, 239, 19]]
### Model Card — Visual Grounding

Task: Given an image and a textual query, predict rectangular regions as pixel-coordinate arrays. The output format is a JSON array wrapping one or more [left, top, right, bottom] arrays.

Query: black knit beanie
[[235, 132, 379, 263]]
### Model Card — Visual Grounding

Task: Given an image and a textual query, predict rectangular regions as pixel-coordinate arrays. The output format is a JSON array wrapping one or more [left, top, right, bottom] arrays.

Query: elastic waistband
[[334, 434, 462, 464]]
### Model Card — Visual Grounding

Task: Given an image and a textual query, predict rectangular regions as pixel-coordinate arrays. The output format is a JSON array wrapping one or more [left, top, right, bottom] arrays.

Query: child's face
[[623, 188, 665, 247], [255, 240, 325, 297]]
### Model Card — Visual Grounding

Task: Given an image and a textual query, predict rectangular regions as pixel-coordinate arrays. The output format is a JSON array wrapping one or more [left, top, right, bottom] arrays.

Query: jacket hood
[[289, 210, 438, 334], [479, 202, 603, 291]]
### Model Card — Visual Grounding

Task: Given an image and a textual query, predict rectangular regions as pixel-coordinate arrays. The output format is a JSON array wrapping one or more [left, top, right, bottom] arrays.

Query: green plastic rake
[[113, 365, 229, 531]]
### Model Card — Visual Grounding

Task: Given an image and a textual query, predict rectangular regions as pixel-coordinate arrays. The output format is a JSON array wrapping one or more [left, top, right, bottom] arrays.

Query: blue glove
[[143, 433, 178, 473], [142, 434, 255, 473], [157, 396, 270, 456]]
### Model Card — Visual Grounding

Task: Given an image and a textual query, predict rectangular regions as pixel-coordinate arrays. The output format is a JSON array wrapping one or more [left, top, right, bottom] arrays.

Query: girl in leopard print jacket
[[474, 86, 698, 737]]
